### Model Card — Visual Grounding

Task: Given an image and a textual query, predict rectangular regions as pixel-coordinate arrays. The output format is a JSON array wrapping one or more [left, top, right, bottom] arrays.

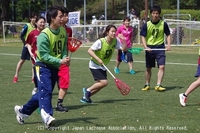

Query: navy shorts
[[195, 65, 200, 77], [21, 46, 30, 60], [117, 50, 133, 62], [145, 44, 166, 68], [90, 68, 107, 81]]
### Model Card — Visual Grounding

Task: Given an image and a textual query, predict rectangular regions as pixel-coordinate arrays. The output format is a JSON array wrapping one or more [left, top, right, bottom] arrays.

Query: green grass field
[[0, 40, 200, 133]]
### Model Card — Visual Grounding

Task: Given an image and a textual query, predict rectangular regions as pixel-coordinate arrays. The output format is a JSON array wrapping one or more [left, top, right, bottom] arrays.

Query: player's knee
[[20, 59, 25, 64], [159, 65, 165, 69], [101, 80, 108, 87]]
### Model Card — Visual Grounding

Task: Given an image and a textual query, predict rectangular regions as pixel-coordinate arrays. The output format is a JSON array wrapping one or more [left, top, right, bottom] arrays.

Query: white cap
[[92, 15, 96, 19]]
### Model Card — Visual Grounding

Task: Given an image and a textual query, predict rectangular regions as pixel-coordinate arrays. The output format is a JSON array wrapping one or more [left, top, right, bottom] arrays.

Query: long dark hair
[[102, 24, 117, 37]]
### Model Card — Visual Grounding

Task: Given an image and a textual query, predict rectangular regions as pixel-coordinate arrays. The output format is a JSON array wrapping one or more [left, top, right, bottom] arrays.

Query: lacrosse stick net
[[102, 64, 130, 96], [68, 37, 82, 57]]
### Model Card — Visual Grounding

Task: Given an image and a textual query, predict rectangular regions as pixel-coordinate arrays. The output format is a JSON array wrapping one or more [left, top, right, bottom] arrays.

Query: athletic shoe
[[114, 67, 120, 74], [129, 69, 136, 75], [41, 109, 56, 129], [13, 76, 18, 83], [155, 85, 166, 91], [31, 87, 38, 95], [179, 93, 187, 107], [141, 85, 150, 91], [45, 116, 56, 130], [14, 105, 29, 124], [80, 97, 92, 104], [83, 88, 91, 101], [56, 104, 68, 112]]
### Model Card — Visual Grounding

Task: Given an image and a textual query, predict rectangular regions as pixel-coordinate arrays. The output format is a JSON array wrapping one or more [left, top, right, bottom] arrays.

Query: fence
[[2, 20, 141, 44], [164, 19, 200, 45]]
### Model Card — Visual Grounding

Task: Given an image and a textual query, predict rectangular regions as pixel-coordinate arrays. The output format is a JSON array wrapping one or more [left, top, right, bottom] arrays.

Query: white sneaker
[[14, 105, 29, 124], [41, 108, 56, 129], [45, 116, 56, 129], [31, 87, 38, 95], [179, 93, 187, 107]]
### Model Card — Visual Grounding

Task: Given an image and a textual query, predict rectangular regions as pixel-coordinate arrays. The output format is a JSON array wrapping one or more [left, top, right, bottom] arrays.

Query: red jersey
[[58, 25, 73, 89], [26, 29, 41, 64], [65, 25, 72, 37]]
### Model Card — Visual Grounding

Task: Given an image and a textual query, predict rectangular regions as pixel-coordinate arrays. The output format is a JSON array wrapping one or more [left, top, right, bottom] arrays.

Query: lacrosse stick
[[68, 37, 82, 58], [120, 52, 127, 63], [102, 64, 130, 96], [128, 47, 167, 54]]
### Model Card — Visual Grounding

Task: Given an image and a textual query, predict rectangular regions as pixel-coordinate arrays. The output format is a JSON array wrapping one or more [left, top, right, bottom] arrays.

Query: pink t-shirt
[[116, 25, 133, 48]]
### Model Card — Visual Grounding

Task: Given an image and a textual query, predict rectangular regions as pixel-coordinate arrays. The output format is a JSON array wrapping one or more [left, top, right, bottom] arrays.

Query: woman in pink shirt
[[114, 17, 135, 74]]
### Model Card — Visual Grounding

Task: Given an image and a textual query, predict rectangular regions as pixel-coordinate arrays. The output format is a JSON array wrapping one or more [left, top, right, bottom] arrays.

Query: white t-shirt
[[91, 18, 97, 25], [89, 38, 122, 70]]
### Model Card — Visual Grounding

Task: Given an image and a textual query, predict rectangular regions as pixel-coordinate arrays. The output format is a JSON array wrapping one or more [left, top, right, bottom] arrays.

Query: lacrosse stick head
[[128, 48, 143, 54], [68, 37, 82, 52], [114, 78, 130, 95]]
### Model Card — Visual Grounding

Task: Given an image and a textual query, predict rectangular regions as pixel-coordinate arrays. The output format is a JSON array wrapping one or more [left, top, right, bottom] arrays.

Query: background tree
[[0, 0, 10, 35]]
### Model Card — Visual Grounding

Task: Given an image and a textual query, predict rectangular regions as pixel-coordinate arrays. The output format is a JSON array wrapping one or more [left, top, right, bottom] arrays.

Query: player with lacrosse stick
[[80, 24, 130, 104], [25, 16, 46, 95], [56, 6, 82, 112], [56, 7, 73, 112], [140, 5, 171, 91]]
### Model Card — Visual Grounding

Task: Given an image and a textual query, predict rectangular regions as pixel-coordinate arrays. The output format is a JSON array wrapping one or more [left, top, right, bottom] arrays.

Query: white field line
[[0, 53, 197, 66]]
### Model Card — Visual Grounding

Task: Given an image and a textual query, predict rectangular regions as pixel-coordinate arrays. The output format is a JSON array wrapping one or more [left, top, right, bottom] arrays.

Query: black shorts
[[195, 65, 200, 77], [145, 44, 166, 68], [90, 68, 107, 81], [20, 46, 30, 60]]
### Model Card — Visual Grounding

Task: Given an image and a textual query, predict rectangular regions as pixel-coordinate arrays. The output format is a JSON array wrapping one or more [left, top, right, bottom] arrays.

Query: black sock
[[57, 99, 63, 105], [183, 94, 187, 97]]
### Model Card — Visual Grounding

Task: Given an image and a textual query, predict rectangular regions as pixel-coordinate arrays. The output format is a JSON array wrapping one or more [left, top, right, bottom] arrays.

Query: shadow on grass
[[96, 98, 140, 104], [56, 117, 98, 127], [166, 86, 184, 91], [52, 103, 97, 111], [68, 103, 97, 110], [117, 70, 144, 74], [52, 92, 73, 96]]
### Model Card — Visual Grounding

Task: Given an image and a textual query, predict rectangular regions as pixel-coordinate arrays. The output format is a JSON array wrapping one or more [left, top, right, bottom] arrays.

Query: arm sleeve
[[116, 26, 122, 36], [20, 24, 28, 45], [36, 32, 62, 65], [140, 23, 147, 37], [91, 39, 102, 50], [115, 38, 122, 50], [164, 22, 171, 36], [26, 32, 33, 45]]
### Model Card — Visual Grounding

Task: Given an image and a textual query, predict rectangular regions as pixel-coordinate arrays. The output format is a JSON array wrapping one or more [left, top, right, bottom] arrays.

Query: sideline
[[0, 52, 196, 66]]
